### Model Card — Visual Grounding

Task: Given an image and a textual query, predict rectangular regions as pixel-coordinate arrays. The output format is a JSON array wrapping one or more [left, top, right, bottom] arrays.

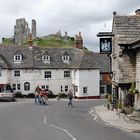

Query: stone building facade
[[111, 9, 140, 108]]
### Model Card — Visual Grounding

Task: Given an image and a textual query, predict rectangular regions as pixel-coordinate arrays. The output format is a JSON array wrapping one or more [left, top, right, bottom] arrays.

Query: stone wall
[[136, 48, 140, 90], [118, 48, 136, 83]]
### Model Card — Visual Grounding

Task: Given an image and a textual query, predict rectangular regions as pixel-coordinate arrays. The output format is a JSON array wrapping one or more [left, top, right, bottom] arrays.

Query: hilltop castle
[[14, 18, 36, 45]]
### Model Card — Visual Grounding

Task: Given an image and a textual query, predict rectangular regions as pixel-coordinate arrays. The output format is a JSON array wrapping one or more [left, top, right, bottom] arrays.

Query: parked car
[[0, 84, 15, 102]]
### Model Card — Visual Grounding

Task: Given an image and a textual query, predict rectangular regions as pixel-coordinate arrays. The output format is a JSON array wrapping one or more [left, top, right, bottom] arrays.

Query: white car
[[0, 90, 15, 102]]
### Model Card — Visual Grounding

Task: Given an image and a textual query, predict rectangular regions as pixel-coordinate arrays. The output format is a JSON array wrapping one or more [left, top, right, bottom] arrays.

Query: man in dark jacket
[[68, 90, 73, 107]]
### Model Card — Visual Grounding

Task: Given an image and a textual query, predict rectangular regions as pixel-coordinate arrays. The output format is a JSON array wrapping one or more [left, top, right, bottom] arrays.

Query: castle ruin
[[14, 18, 36, 45]]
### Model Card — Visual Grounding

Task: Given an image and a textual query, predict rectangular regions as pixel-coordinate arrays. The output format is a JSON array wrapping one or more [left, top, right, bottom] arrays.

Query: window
[[62, 52, 70, 63], [83, 87, 88, 94], [14, 54, 22, 62], [13, 84, 21, 90], [14, 70, 20, 77], [24, 82, 30, 91], [42, 55, 50, 61], [65, 85, 68, 92], [17, 84, 21, 90], [62, 55, 69, 61], [75, 86, 78, 92], [41, 85, 49, 91], [44, 71, 51, 78], [64, 71, 70, 78], [61, 86, 63, 92], [13, 84, 16, 90]]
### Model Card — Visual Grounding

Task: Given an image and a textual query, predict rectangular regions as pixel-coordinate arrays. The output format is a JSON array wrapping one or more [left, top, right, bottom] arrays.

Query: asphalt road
[[0, 99, 140, 140]]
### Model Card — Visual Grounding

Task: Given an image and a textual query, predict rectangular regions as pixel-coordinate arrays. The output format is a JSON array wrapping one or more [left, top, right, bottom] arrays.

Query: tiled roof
[[0, 46, 110, 72], [113, 15, 140, 44]]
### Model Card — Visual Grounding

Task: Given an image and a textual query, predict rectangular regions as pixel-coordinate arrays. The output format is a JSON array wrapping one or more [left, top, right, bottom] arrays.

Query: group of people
[[34, 86, 74, 107], [35, 86, 48, 105]]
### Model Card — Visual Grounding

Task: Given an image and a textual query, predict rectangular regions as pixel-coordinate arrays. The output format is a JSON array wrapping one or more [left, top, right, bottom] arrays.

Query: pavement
[[94, 105, 140, 132]]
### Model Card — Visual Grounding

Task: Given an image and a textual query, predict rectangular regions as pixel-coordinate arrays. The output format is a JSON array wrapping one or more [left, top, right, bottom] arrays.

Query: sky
[[0, 0, 140, 52]]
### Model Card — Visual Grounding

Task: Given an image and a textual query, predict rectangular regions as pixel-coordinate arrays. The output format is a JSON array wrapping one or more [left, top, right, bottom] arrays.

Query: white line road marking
[[50, 124, 77, 140], [89, 108, 111, 126], [89, 109, 98, 120], [43, 114, 47, 124]]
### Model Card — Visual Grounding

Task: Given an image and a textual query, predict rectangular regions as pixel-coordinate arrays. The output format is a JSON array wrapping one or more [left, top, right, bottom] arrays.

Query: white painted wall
[[72, 69, 100, 97], [6, 68, 100, 97], [0, 70, 9, 84], [10, 69, 72, 95]]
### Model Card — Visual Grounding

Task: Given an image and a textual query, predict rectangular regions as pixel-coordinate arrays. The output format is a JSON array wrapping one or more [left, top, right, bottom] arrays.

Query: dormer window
[[62, 55, 69, 61], [42, 55, 50, 61], [14, 54, 22, 62], [42, 55, 50, 63], [62, 51, 70, 63]]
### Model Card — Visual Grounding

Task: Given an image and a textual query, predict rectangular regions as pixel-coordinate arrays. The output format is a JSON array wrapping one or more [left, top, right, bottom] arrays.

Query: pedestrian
[[35, 85, 41, 104], [68, 90, 73, 107]]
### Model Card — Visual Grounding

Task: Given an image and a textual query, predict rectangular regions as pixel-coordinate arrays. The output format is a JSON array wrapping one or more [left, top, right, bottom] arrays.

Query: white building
[[0, 46, 109, 99]]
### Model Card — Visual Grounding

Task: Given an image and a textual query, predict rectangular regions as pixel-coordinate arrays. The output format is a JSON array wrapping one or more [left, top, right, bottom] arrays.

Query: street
[[0, 99, 140, 140]]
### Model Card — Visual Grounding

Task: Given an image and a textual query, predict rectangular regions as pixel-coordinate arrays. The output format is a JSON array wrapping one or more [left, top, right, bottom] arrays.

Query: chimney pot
[[113, 11, 117, 15]]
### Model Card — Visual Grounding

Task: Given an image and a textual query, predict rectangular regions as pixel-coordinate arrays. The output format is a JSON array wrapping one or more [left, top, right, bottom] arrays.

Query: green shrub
[[14, 92, 23, 98], [27, 93, 35, 98], [57, 92, 67, 98]]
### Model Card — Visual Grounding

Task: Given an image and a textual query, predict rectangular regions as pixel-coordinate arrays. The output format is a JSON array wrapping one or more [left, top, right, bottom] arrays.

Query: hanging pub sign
[[100, 38, 112, 54]]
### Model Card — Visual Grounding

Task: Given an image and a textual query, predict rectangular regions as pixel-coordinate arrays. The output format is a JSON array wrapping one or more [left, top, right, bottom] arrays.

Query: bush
[[57, 92, 67, 98], [27, 93, 35, 98], [48, 91, 57, 98], [14, 92, 23, 98]]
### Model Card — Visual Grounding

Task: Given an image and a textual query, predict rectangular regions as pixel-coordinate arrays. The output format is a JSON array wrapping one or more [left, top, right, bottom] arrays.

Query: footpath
[[94, 105, 140, 132]]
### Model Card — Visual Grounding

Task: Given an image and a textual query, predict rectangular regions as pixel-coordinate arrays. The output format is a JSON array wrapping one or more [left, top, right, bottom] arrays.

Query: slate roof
[[0, 46, 110, 72], [113, 15, 140, 44]]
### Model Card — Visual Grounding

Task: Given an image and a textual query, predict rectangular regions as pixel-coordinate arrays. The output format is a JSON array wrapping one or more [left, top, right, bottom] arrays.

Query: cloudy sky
[[0, 0, 140, 51]]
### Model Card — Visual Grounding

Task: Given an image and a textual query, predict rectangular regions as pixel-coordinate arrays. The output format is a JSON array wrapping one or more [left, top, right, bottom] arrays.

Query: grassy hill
[[2, 37, 75, 48], [33, 37, 75, 48]]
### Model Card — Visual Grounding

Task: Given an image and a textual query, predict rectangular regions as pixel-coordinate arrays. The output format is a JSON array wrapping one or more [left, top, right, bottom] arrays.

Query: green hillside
[[2, 37, 75, 48], [33, 37, 75, 48]]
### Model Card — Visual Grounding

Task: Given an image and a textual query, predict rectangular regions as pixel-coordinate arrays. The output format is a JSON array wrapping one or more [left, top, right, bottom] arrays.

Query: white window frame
[[44, 71, 51, 78], [13, 84, 21, 91], [42, 55, 50, 61], [65, 85, 68, 92], [62, 55, 69, 61], [75, 86, 78, 92], [83, 87, 88, 94], [14, 70, 20, 77], [41, 85, 49, 91], [14, 54, 22, 62], [64, 71, 70, 78], [24, 82, 30, 91]]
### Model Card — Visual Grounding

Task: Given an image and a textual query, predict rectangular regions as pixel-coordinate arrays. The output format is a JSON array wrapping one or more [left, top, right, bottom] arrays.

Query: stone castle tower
[[14, 18, 36, 45], [75, 32, 83, 49], [32, 19, 36, 39]]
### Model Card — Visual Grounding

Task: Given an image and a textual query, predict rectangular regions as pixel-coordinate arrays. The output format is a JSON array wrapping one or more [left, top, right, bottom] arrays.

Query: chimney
[[28, 33, 33, 48], [135, 9, 140, 15], [75, 32, 83, 49]]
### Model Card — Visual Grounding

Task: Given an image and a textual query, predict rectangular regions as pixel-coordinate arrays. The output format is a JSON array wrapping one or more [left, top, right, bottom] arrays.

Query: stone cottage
[[111, 9, 140, 107]]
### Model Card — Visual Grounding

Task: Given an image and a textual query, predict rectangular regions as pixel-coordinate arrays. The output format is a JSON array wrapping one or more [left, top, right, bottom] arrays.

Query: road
[[0, 99, 140, 140]]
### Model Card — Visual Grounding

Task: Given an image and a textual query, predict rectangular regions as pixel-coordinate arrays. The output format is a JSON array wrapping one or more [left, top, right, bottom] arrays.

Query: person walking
[[68, 90, 73, 107], [35, 85, 41, 104]]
